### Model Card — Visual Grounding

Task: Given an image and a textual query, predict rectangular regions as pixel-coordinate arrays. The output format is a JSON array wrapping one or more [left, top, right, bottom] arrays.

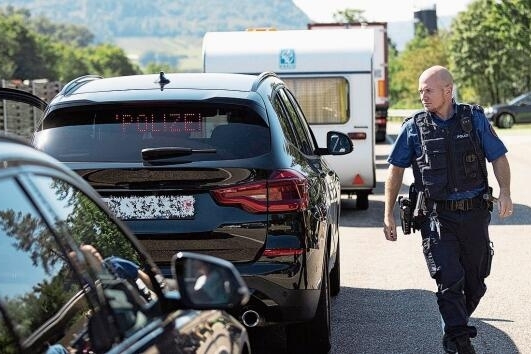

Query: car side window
[[273, 91, 300, 147], [277, 88, 315, 155], [27, 176, 156, 328], [0, 177, 90, 354], [284, 88, 320, 150]]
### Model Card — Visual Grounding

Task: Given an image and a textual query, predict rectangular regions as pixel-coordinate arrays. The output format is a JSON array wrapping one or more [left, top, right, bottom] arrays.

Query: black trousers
[[420, 207, 492, 338]]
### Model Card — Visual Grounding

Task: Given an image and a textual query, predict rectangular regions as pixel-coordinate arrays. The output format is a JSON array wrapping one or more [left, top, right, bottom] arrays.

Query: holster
[[398, 196, 413, 235], [398, 184, 420, 235]]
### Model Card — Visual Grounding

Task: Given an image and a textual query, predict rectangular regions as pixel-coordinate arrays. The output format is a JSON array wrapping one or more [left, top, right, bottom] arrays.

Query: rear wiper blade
[[141, 147, 216, 160]]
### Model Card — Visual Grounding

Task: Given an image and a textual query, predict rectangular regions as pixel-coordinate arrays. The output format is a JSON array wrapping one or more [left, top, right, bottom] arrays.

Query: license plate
[[102, 195, 195, 220]]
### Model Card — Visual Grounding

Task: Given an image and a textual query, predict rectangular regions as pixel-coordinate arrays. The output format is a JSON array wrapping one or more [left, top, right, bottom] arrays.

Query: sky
[[293, 0, 473, 23]]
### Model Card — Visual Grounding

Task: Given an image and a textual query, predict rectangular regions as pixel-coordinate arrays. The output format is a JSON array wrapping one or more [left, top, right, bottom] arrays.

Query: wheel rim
[[499, 113, 514, 128]]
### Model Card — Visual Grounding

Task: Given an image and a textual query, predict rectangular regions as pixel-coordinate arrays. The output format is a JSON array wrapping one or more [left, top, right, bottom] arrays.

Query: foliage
[[449, 0, 531, 105], [0, 0, 310, 42], [30, 15, 95, 47], [83, 44, 142, 78], [0, 9, 57, 80], [388, 0, 531, 107], [389, 24, 450, 108], [333, 8, 367, 23], [0, 7, 141, 81]]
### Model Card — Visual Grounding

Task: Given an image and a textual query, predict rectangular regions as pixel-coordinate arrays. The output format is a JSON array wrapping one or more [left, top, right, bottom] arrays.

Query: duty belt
[[434, 196, 487, 211]]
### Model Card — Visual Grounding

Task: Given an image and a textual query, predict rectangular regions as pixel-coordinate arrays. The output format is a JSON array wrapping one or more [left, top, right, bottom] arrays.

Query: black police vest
[[410, 104, 487, 200]]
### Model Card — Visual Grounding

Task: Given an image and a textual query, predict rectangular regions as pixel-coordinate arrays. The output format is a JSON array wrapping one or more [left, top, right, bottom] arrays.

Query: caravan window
[[282, 77, 349, 125]]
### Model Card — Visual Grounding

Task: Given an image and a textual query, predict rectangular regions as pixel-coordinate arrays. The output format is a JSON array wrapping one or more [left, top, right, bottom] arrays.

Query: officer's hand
[[383, 216, 398, 241], [498, 193, 513, 218]]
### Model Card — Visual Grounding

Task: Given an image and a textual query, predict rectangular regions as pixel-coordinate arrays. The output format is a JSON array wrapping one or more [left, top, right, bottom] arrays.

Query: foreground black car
[[0, 134, 250, 354], [6, 71, 352, 353], [484, 91, 531, 128]]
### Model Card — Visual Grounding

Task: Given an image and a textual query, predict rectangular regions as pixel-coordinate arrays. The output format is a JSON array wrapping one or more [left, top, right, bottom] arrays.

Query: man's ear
[[446, 84, 453, 97]]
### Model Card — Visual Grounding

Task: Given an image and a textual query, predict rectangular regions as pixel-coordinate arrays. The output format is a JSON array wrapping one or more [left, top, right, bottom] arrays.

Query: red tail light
[[211, 169, 309, 213]]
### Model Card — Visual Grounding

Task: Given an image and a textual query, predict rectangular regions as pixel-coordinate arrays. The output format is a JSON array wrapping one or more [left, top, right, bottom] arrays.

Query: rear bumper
[[229, 275, 321, 325]]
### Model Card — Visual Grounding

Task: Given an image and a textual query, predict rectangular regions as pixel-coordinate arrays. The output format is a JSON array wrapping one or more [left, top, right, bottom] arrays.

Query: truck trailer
[[202, 28, 376, 209]]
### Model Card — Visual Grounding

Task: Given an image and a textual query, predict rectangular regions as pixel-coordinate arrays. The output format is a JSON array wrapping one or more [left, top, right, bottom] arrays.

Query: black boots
[[442, 334, 457, 353], [443, 334, 476, 354], [455, 335, 477, 354]]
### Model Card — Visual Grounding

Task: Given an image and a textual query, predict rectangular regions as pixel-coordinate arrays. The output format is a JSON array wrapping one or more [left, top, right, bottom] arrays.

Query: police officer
[[383, 65, 513, 354]]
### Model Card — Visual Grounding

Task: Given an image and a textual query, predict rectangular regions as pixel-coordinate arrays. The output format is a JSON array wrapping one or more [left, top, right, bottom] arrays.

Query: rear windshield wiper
[[141, 147, 216, 160]]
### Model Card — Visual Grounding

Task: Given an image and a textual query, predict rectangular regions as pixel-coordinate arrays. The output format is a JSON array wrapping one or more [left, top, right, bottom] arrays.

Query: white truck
[[202, 28, 376, 209], [308, 22, 389, 143]]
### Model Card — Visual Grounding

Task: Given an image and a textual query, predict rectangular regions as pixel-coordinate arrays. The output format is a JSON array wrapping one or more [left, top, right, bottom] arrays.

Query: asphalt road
[[251, 121, 531, 354]]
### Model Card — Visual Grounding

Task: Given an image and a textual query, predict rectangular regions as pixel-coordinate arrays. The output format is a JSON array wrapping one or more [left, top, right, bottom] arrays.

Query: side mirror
[[171, 252, 250, 309], [327, 131, 353, 155]]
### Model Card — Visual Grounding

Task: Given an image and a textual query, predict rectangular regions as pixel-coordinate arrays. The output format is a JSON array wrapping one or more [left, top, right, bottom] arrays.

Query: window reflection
[[29, 175, 141, 264], [0, 177, 88, 353]]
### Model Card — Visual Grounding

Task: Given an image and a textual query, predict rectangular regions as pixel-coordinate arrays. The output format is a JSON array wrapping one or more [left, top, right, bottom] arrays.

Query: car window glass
[[273, 94, 299, 146], [34, 104, 271, 162], [277, 88, 315, 154], [27, 175, 156, 336], [284, 89, 320, 149], [0, 177, 90, 354]]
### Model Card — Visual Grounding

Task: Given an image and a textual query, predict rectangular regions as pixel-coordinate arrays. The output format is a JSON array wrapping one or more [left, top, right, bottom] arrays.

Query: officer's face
[[418, 76, 452, 114]]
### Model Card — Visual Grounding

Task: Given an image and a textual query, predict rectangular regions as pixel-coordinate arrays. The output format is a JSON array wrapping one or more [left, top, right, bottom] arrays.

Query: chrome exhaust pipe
[[241, 309, 261, 327]]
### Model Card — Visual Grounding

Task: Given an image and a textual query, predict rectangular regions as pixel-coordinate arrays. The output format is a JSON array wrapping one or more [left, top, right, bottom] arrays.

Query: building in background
[[0, 80, 62, 139], [414, 4, 438, 34]]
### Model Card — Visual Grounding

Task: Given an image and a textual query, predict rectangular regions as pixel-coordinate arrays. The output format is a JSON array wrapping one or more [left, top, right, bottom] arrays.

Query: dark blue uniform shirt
[[387, 103, 508, 199]]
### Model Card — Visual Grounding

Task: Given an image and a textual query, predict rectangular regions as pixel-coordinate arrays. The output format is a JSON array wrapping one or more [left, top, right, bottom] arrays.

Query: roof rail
[[251, 71, 280, 92], [61, 74, 103, 96]]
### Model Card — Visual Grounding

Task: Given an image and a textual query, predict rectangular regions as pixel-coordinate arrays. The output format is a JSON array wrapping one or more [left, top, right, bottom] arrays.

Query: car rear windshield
[[34, 104, 270, 162]]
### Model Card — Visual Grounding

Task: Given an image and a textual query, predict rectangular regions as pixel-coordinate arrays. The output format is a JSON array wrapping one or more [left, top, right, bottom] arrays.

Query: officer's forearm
[[492, 155, 511, 197], [384, 165, 405, 217]]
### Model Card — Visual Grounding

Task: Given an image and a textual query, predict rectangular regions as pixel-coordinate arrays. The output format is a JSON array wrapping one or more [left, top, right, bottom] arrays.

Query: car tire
[[329, 241, 340, 297], [376, 130, 386, 142], [286, 247, 331, 354], [497, 113, 514, 129], [356, 192, 369, 210]]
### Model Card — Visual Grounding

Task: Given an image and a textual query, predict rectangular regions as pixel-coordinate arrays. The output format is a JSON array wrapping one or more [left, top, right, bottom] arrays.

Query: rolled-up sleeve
[[387, 121, 416, 168], [475, 112, 508, 162]]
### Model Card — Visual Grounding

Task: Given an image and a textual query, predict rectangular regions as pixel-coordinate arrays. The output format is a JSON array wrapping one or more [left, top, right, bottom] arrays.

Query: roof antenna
[[156, 71, 170, 91]]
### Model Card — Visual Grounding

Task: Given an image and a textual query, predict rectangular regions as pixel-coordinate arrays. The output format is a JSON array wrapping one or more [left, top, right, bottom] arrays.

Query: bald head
[[419, 65, 454, 88]]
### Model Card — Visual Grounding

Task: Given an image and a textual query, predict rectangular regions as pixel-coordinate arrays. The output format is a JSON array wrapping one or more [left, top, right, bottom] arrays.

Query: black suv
[[8, 71, 352, 353], [0, 134, 250, 354]]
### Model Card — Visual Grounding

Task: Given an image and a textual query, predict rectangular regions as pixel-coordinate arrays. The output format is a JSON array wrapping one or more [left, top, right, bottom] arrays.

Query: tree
[[390, 24, 450, 107], [332, 8, 367, 23], [52, 42, 92, 82], [0, 7, 141, 81], [0, 14, 18, 78], [0, 11, 57, 80], [84, 44, 142, 77], [30, 15, 95, 47], [449, 0, 531, 105]]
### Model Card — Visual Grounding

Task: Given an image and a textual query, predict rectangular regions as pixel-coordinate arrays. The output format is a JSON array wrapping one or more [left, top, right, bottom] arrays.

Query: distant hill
[[1, 0, 310, 71], [1, 0, 455, 71]]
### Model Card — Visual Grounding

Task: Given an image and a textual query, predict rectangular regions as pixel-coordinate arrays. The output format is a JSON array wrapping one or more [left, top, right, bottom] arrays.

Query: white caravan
[[203, 29, 376, 209]]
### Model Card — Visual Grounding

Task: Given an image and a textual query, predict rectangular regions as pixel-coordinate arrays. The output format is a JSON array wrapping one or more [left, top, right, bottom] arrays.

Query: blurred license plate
[[102, 195, 195, 220]]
